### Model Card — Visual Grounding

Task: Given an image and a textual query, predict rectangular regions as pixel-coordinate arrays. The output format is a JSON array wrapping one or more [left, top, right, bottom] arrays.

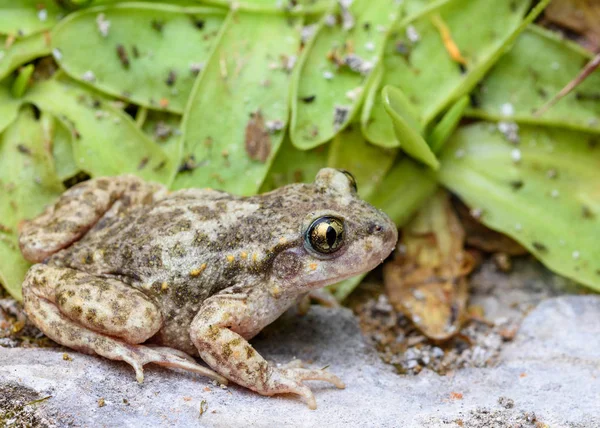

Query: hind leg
[[19, 175, 167, 263], [23, 264, 226, 384]]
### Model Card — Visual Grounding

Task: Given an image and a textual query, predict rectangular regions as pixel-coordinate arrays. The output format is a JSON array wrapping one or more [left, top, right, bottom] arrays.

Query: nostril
[[375, 225, 382, 232]]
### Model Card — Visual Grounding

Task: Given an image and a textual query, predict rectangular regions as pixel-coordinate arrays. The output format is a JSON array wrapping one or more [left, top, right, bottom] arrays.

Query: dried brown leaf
[[245, 110, 271, 163], [384, 191, 474, 340], [453, 198, 528, 256]]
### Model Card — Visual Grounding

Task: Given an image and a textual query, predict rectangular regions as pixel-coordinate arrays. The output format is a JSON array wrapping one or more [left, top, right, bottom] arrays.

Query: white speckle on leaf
[[52, 48, 62, 61], [339, 0, 355, 31], [551, 189, 559, 198], [455, 149, 466, 158], [572, 250, 580, 260], [365, 42, 375, 52], [266, 120, 284, 133], [301, 24, 317, 43], [324, 14, 336, 27], [406, 25, 420, 43], [500, 103, 514, 116], [346, 86, 363, 101], [551, 61, 560, 70], [470, 208, 483, 219], [284, 55, 297, 72], [498, 121, 520, 144], [511, 149, 521, 163], [38, 9, 48, 22], [82, 70, 96, 82], [96, 13, 111, 37], [515, 223, 522, 231], [323, 70, 334, 80], [189, 62, 203, 74]]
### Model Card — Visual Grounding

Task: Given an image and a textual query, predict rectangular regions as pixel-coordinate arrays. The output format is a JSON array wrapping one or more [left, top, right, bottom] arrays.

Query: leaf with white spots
[[438, 122, 600, 291], [200, 0, 333, 14], [361, 0, 539, 147], [0, 0, 64, 37], [466, 26, 600, 134], [173, 11, 303, 195], [25, 75, 174, 184], [51, 3, 226, 114], [290, 0, 402, 149]]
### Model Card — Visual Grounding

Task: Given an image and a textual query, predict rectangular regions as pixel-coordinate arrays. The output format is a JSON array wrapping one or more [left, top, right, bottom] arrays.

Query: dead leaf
[[545, 0, 600, 49], [244, 110, 271, 162], [453, 198, 527, 256], [383, 190, 474, 340]]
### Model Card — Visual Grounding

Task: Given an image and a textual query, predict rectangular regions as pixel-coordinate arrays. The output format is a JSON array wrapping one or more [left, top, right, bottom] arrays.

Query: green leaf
[[0, 32, 51, 81], [427, 95, 468, 154], [331, 273, 366, 302], [197, 0, 333, 14], [39, 111, 80, 182], [398, 0, 452, 25], [25, 75, 174, 184], [438, 122, 600, 291], [52, 3, 226, 113], [327, 124, 397, 199], [11, 64, 34, 98], [0, 1, 64, 36], [290, 0, 403, 149], [383, 85, 439, 169], [361, 0, 536, 146], [260, 136, 329, 193], [140, 110, 183, 167], [368, 157, 437, 227], [0, 106, 65, 300], [173, 11, 302, 195], [467, 26, 600, 134], [0, 81, 22, 135]]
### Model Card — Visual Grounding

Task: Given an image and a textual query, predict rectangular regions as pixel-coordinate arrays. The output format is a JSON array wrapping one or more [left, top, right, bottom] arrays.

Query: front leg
[[190, 285, 345, 409]]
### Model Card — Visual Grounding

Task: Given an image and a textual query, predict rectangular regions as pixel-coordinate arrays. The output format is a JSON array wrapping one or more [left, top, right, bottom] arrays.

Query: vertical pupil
[[326, 225, 337, 248]]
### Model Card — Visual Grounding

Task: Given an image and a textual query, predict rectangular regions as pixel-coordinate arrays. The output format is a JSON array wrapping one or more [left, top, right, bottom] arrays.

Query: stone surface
[[1, 295, 599, 427]]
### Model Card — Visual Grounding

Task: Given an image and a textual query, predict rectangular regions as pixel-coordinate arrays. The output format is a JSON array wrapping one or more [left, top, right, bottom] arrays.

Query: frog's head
[[270, 168, 397, 290]]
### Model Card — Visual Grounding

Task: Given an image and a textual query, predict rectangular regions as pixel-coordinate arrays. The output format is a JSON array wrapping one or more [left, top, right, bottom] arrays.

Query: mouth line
[[306, 255, 388, 290]]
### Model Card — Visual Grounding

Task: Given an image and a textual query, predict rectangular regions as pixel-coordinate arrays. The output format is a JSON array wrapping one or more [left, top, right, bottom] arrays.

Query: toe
[[283, 368, 345, 389]]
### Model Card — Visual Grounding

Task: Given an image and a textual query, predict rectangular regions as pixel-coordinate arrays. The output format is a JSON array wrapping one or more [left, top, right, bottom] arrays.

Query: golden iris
[[306, 216, 345, 254]]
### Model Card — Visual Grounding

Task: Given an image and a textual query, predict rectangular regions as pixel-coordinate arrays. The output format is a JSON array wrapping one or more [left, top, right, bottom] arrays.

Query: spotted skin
[[19, 169, 397, 409]]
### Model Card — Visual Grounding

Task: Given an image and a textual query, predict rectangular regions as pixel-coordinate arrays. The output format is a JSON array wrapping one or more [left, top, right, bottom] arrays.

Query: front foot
[[267, 360, 345, 409], [191, 288, 346, 409]]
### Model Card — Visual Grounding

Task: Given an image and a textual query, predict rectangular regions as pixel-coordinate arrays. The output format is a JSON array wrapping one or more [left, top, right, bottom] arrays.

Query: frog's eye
[[306, 216, 345, 254], [338, 169, 357, 193]]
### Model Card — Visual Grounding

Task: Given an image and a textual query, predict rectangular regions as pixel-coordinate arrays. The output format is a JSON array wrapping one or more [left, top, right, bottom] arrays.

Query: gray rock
[[1, 296, 599, 427]]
